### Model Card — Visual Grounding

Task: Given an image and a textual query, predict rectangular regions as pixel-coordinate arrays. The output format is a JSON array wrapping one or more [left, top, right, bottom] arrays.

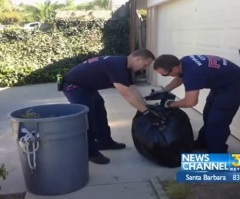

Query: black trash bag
[[131, 90, 194, 168], [144, 89, 175, 102]]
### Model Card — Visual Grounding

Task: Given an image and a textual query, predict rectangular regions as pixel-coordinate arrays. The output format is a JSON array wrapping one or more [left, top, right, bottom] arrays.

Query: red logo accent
[[207, 56, 220, 69], [88, 57, 99, 63]]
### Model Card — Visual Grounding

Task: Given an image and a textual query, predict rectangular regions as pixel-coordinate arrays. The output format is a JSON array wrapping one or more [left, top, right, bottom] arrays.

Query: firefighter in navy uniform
[[152, 54, 240, 153], [62, 49, 161, 164]]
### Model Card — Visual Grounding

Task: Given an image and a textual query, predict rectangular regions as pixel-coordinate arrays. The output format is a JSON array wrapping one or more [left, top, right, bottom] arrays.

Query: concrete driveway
[[0, 83, 240, 199]]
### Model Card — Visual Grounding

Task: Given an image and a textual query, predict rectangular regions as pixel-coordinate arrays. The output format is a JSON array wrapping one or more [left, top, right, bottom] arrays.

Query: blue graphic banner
[[181, 153, 240, 172], [177, 171, 240, 183]]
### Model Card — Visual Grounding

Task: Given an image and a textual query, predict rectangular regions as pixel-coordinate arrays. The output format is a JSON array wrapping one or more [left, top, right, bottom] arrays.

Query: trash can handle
[[19, 123, 40, 171]]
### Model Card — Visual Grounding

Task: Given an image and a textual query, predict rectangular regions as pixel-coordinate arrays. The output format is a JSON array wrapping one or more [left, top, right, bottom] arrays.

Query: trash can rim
[[10, 103, 89, 122]]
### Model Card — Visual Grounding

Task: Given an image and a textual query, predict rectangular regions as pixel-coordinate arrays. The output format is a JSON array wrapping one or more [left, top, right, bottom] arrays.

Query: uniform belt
[[63, 79, 81, 86]]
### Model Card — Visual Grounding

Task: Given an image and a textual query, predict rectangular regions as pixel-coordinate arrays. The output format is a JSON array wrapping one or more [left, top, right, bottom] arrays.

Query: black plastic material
[[132, 91, 194, 168]]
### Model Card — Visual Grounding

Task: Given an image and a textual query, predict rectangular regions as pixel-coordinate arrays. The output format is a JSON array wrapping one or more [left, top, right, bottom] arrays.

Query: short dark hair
[[131, 49, 155, 60], [153, 54, 180, 70]]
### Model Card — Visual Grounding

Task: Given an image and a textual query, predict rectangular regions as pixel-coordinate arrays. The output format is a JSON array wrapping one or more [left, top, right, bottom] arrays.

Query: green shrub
[[102, 18, 130, 55], [0, 17, 130, 87], [0, 11, 24, 25]]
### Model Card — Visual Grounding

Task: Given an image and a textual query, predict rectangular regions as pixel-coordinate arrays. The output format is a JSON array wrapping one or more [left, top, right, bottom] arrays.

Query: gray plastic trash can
[[10, 104, 89, 196]]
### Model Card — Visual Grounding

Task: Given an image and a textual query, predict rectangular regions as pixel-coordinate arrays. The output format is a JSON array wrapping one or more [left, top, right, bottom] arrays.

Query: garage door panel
[[228, 0, 240, 16], [227, 31, 240, 49], [174, 30, 195, 45], [196, 0, 225, 13], [196, 30, 223, 48]]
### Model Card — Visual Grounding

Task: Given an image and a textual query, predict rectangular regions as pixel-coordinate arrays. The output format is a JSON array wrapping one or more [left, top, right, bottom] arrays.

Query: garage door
[[155, 0, 240, 139]]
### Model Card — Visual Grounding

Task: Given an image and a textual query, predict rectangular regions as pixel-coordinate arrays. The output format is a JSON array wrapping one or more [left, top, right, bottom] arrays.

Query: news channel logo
[[181, 153, 240, 172]]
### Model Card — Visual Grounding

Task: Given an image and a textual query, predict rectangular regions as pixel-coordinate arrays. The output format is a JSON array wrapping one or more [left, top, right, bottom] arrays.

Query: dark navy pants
[[63, 84, 113, 156], [196, 83, 240, 153]]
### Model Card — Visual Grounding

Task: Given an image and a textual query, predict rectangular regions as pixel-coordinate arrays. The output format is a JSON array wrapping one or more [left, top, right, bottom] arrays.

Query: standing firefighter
[[152, 54, 240, 153], [62, 49, 162, 164]]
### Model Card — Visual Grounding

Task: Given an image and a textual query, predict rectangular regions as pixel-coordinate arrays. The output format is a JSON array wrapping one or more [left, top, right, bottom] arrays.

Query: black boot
[[97, 140, 126, 150], [89, 152, 110, 164]]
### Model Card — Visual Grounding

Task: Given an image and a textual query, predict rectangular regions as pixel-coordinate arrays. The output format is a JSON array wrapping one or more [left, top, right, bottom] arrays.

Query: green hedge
[[0, 18, 130, 87]]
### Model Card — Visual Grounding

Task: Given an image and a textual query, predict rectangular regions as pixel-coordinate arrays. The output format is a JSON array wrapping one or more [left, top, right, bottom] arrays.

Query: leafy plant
[[0, 0, 12, 12], [21, 0, 65, 23], [63, 0, 77, 10], [0, 11, 24, 25], [0, 165, 8, 181], [21, 109, 40, 119], [20, 109, 55, 118], [0, 164, 8, 192], [77, 0, 112, 10], [138, 9, 147, 20]]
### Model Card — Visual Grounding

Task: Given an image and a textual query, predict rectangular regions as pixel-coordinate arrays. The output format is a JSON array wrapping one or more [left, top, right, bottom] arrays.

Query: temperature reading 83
[[232, 174, 240, 181]]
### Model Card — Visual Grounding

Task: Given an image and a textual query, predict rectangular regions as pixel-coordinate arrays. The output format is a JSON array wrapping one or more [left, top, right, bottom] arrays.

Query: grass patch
[[162, 180, 190, 199]]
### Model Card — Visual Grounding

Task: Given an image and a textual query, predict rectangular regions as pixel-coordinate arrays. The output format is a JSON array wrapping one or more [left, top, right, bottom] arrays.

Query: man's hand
[[142, 109, 164, 126], [164, 99, 175, 108]]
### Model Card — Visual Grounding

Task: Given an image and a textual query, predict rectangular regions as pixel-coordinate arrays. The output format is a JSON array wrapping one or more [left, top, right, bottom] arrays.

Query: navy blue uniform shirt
[[180, 55, 240, 92], [64, 56, 133, 90]]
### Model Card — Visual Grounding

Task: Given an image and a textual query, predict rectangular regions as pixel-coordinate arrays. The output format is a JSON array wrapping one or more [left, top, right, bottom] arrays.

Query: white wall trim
[[147, 0, 170, 8]]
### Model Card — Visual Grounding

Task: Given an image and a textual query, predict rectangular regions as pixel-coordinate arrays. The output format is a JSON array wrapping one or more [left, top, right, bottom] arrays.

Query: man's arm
[[130, 85, 146, 105], [114, 83, 148, 112], [164, 77, 183, 92], [169, 90, 199, 108]]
